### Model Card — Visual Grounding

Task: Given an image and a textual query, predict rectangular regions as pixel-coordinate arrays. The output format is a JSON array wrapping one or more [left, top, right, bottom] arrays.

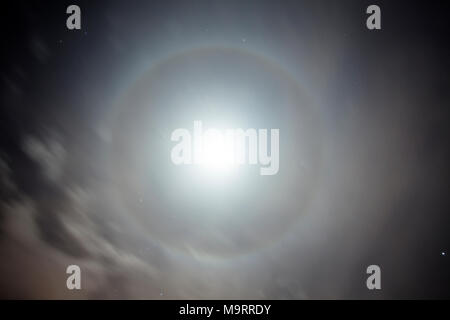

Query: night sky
[[0, 0, 449, 299]]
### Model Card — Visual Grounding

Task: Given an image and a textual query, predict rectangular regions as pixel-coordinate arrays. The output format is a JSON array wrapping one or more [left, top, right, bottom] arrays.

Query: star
[[442, 251, 446, 256]]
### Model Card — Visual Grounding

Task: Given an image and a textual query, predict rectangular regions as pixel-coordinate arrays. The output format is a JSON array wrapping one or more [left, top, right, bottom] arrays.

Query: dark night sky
[[0, 0, 449, 299]]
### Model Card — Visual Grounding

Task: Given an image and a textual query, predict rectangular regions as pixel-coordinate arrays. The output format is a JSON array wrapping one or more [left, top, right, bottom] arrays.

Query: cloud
[[23, 133, 66, 183]]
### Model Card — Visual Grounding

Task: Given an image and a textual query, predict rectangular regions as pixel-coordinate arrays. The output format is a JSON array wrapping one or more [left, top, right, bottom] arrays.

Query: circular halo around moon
[[106, 46, 323, 259]]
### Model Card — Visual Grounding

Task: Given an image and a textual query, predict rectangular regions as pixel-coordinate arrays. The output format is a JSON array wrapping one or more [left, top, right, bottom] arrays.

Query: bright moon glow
[[170, 121, 280, 175], [201, 128, 236, 172]]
